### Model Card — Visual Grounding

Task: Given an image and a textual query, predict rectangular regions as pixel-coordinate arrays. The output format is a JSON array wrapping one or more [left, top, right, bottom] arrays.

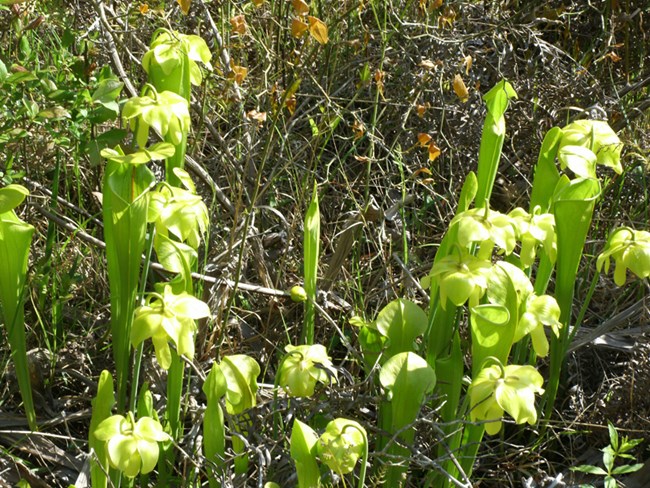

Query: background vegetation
[[0, 0, 648, 486]]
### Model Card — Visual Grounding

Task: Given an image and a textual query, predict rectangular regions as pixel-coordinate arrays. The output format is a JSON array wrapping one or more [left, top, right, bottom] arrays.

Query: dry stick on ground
[[32, 203, 287, 298]]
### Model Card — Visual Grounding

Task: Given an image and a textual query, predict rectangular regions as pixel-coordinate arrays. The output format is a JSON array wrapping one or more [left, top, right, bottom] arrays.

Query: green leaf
[[5, 70, 37, 84], [470, 303, 510, 346], [471, 262, 521, 372], [375, 298, 428, 359], [530, 127, 563, 212], [379, 352, 435, 485], [379, 352, 435, 433], [558, 145, 597, 178], [220, 355, 260, 414], [92, 79, 124, 107], [153, 232, 197, 273], [290, 420, 320, 488], [0, 184, 29, 213], [36, 106, 71, 120], [89, 370, 115, 488], [604, 476, 616, 488], [458, 171, 478, 212], [607, 421, 619, 450], [612, 463, 644, 475], [103, 159, 155, 409], [571, 465, 607, 475], [0, 209, 36, 430], [0, 58, 7, 82], [302, 181, 320, 344], [475, 80, 517, 208], [544, 176, 601, 418]]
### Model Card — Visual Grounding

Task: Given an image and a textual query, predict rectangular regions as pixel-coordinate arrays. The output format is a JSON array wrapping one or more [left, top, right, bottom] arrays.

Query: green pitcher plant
[[290, 419, 321, 488], [130, 283, 211, 370], [378, 351, 436, 485], [202, 363, 228, 488], [101, 144, 156, 411], [413, 78, 631, 486], [317, 418, 368, 487], [277, 344, 337, 397], [220, 354, 261, 473], [142, 28, 212, 100], [469, 359, 545, 436], [94, 411, 170, 478], [597, 227, 650, 285], [301, 181, 320, 344], [0, 184, 37, 430], [142, 29, 211, 186], [89, 370, 115, 488]]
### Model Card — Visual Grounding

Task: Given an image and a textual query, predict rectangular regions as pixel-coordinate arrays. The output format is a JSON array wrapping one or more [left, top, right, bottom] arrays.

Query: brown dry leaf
[[352, 120, 365, 140], [416, 102, 430, 118], [291, 18, 309, 38], [307, 16, 328, 44], [462, 54, 472, 75], [231, 14, 247, 35], [428, 142, 441, 161], [605, 51, 621, 62], [417, 133, 432, 147], [292, 0, 310, 15], [176, 0, 191, 14], [452, 74, 469, 102], [251, 0, 265, 5], [247, 110, 267, 126], [229, 64, 248, 84], [285, 95, 297, 115], [414, 167, 432, 176], [431, 0, 443, 8], [139, 3, 149, 14], [438, 6, 456, 27], [420, 177, 435, 185], [374, 69, 385, 98]]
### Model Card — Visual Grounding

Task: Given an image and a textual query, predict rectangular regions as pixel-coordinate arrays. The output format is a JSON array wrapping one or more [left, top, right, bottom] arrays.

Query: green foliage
[[202, 364, 227, 488], [301, 182, 320, 344], [131, 284, 211, 369], [2, 3, 647, 486], [94, 412, 169, 478], [469, 361, 544, 435], [378, 352, 436, 485], [0, 184, 36, 430], [290, 420, 320, 488], [102, 152, 155, 410], [571, 421, 643, 488], [317, 418, 367, 479], [277, 344, 337, 397], [89, 371, 115, 488]]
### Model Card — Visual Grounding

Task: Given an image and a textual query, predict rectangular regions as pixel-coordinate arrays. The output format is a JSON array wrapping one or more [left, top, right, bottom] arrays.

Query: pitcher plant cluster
[[2, 21, 650, 488], [89, 28, 263, 486]]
